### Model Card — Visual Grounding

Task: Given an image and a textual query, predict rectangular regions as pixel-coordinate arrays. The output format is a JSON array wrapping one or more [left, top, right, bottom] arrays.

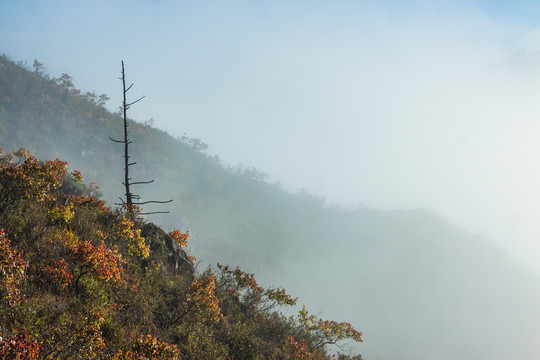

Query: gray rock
[[140, 223, 195, 278]]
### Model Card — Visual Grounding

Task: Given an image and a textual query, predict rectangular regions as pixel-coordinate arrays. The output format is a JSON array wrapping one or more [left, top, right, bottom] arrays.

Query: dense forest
[[3, 55, 540, 359]]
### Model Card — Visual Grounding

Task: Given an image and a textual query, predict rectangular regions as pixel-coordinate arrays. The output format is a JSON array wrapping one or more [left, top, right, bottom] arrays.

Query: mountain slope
[[2, 55, 540, 359], [0, 151, 362, 359]]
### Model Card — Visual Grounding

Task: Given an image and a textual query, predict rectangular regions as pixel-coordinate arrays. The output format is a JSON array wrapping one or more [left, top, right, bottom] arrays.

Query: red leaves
[[42, 258, 72, 288], [71, 241, 123, 283], [0, 330, 42, 360], [287, 336, 313, 360], [0, 229, 27, 305]]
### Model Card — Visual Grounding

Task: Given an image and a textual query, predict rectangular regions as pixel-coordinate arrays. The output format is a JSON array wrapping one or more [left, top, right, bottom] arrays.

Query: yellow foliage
[[187, 275, 223, 323]]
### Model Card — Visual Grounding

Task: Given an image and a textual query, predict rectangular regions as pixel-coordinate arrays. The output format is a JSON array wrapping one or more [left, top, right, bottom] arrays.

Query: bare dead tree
[[109, 61, 172, 218]]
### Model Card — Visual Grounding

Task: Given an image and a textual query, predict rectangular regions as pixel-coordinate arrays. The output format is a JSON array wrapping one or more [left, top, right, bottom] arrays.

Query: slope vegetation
[[2, 55, 540, 359], [0, 149, 362, 359]]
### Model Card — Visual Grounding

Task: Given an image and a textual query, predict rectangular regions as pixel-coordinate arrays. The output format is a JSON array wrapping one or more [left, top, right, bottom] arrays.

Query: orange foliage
[[66, 194, 109, 213], [186, 274, 223, 323], [42, 258, 72, 289], [217, 263, 263, 296], [71, 241, 123, 284], [0, 330, 42, 360], [0, 229, 27, 305], [265, 287, 298, 307], [130, 334, 181, 359], [168, 229, 189, 247], [217, 263, 297, 308], [169, 229, 195, 262], [0, 151, 70, 203], [298, 305, 363, 349], [287, 336, 313, 360]]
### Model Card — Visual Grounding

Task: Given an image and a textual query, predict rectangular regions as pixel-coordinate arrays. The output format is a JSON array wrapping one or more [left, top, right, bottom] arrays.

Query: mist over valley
[[2, 54, 540, 359], [3, 1, 540, 358]]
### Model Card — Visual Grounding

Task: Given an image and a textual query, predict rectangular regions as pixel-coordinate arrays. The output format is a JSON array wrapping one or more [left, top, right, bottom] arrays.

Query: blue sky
[[3, 0, 540, 273]]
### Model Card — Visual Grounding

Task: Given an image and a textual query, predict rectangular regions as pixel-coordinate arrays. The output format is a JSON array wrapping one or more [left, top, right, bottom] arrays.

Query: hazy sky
[[3, 1, 540, 273]]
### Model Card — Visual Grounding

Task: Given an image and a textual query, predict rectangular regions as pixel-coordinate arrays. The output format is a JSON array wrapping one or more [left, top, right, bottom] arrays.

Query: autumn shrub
[[0, 228, 27, 305], [130, 334, 182, 359], [0, 330, 42, 360]]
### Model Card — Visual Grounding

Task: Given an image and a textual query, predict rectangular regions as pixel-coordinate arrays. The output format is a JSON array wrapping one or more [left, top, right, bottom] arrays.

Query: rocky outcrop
[[140, 223, 195, 278]]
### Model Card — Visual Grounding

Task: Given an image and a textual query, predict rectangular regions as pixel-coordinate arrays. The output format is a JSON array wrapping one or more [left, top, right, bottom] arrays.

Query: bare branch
[[108, 136, 124, 143], [127, 95, 145, 106], [133, 199, 173, 205], [130, 180, 154, 185]]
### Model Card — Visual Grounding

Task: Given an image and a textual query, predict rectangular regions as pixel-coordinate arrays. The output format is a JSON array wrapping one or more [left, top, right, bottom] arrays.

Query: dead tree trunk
[[109, 61, 172, 218]]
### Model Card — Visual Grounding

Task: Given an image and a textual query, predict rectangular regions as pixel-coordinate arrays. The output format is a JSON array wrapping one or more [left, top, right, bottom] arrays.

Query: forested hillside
[[3, 55, 540, 359], [0, 149, 362, 359]]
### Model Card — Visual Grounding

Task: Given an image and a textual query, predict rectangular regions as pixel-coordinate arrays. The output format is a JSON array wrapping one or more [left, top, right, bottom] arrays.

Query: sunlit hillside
[[0, 148, 363, 359], [2, 55, 540, 359]]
